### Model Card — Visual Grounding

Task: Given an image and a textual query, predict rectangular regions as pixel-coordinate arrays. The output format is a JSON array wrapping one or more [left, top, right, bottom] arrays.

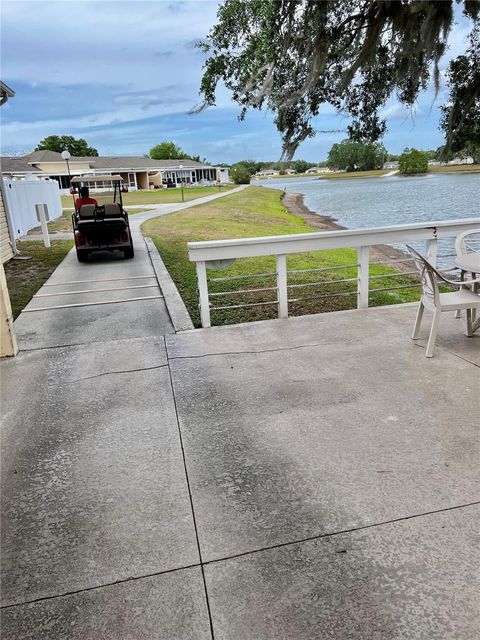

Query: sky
[[0, 0, 473, 163]]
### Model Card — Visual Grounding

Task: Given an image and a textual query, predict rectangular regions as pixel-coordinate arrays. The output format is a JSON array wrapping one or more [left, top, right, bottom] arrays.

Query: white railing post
[[35, 203, 50, 248], [276, 254, 288, 318], [357, 246, 370, 309], [426, 238, 438, 266], [196, 260, 211, 328]]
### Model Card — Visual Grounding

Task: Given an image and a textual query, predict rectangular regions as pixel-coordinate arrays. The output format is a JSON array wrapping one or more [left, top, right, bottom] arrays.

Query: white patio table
[[455, 252, 480, 332], [455, 252, 480, 276]]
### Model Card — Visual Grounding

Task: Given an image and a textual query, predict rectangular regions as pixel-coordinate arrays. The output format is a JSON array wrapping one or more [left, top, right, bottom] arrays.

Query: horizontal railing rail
[[188, 218, 480, 327]]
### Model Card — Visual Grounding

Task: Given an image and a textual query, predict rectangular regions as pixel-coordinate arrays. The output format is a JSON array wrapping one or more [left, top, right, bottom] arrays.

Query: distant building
[[305, 167, 321, 174], [384, 161, 399, 169], [255, 169, 280, 177], [1, 151, 230, 193], [448, 156, 474, 165]]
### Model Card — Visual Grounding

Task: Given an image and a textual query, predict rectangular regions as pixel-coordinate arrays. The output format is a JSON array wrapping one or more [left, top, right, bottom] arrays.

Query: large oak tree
[[196, 0, 479, 159], [440, 27, 480, 162], [35, 135, 98, 156]]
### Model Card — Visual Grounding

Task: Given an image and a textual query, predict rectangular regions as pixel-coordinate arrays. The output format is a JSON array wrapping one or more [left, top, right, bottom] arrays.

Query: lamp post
[[179, 164, 184, 202], [61, 150, 75, 209]]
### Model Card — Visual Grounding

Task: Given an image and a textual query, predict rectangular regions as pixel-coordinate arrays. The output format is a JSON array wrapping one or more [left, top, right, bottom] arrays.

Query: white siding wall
[[0, 188, 14, 263], [3, 179, 62, 238]]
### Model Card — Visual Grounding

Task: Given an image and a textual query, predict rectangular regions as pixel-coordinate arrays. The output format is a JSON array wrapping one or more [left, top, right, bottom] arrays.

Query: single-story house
[[0, 81, 16, 264], [0, 151, 230, 193]]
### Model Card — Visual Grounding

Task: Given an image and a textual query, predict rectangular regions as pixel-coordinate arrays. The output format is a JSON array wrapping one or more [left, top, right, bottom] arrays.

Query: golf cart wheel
[[76, 250, 89, 262], [124, 246, 134, 259]]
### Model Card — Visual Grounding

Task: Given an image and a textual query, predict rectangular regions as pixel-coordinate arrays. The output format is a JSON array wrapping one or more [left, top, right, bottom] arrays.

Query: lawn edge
[[144, 236, 194, 332]]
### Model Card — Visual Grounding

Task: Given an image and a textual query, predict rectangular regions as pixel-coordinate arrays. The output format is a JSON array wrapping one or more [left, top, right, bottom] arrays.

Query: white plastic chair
[[406, 245, 480, 357], [454, 228, 480, 318]]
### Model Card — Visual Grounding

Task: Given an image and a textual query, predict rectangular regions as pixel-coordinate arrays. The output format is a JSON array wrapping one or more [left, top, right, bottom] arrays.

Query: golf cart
[[71, 175, 134, 262]]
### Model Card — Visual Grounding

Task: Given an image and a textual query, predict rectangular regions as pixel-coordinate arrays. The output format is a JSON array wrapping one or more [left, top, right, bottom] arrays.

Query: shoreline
[[253, 164, 480, 182], [281, 192, 345, 232], [282, 191, 411, 266]]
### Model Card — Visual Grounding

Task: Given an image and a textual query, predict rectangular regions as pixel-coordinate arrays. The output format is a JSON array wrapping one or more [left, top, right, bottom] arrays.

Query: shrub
[[230, 165, 251, 184], [399, 149, 429, 175]]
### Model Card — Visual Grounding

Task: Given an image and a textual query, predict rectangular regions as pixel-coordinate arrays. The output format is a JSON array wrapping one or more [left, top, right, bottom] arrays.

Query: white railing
[[188, 218, 480, 327]]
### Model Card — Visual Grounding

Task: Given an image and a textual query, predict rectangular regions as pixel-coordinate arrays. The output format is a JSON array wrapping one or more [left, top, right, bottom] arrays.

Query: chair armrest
[[438, 273, 480, 287]]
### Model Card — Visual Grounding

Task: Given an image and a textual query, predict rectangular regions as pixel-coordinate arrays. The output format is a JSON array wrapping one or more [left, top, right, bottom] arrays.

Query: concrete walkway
[[2, 192, 479, 636], [14, 186, 246, 349]]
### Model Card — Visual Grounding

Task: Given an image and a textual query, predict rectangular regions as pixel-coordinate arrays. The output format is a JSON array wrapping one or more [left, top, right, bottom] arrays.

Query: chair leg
[[466, 308, 473, 337], [426, 310, 441, 358], [412, 302, 424, 339], [455, 271, 465, 318]]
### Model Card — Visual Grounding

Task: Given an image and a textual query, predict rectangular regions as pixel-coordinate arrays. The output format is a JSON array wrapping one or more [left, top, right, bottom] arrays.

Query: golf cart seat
[[78, 204, 96, 219], [104, 203, 123, 217]]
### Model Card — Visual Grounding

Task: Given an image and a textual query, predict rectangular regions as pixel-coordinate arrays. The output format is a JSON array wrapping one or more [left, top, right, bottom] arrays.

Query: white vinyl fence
[[2, 179, 62, 238]]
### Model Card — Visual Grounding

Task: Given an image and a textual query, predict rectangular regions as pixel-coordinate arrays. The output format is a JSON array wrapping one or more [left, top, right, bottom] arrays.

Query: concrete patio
[[1, 294, 479, 637]]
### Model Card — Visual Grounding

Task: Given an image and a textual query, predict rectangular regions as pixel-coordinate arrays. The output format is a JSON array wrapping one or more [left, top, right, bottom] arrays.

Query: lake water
[[255, 172, 480, 264]]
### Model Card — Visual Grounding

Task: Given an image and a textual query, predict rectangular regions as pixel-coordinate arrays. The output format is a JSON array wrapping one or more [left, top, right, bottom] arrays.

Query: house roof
[[0, 156, 34, 173], [27, 150, 68, 163], [0, 151, 214, 174], [0, 81, 15, 103], [88, 156, 211, 170]]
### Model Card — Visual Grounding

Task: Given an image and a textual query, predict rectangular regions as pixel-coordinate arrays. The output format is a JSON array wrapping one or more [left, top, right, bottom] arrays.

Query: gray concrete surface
[[169, 306, 480, 561], [2, 202, 479, 639], [1, 568, 211, 640], [14, 296, 173, 349], [205, 506, 479, 640], [1, 337, 198, 606]]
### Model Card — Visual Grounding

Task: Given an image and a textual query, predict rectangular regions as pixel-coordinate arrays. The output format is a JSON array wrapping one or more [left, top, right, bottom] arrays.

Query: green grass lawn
[[4, 240, 74, 318], [429, 163, 480, 173], [61, 185, 235, 208], [317, 169, 391, 180], [143, 186, 420, 327]]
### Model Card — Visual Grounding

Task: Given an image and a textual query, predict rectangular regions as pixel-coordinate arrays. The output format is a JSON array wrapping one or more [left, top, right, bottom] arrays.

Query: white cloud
[[2, 0, 221, 91]]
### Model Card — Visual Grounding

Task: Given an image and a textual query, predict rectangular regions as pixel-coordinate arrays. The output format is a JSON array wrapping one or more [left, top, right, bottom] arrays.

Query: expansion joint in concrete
[[202, 500, 480, 568], [0, 563, 201, 611], [163, 335, 216, 640], [165, 339, 358, 361], [63, 363, 169, 384]]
